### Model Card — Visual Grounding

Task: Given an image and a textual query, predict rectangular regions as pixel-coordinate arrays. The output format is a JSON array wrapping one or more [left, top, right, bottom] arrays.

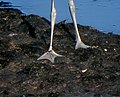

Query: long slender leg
[[37, 0, 62, 63], [68, 0, 90, 49]]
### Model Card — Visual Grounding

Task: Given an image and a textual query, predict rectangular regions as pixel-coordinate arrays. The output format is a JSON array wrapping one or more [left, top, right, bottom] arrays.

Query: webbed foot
[[37, 50, 63, 63], [75, 40, 91, 49]]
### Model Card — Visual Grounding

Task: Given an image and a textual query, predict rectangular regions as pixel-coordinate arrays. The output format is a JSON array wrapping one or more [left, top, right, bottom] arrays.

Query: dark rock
[[0, 1, 21, 8], [0, 1, 12, 7], [0, 8, 120, 97]]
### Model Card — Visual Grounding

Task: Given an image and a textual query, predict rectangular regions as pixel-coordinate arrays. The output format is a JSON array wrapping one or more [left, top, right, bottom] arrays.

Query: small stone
[[76, 75, 81, 79], [8, 33, 18, 37], [63, 83, 67, 88], [82, 69, 88, 73], [114, 48, 116, 51], [105, 41, 109, 43], [104, 48, 108, 52], [23, 95, 26, 97]]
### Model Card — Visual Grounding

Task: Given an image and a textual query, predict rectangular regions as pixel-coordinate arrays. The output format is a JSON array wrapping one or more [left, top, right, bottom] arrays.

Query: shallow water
[[1, 0, 120, 34]]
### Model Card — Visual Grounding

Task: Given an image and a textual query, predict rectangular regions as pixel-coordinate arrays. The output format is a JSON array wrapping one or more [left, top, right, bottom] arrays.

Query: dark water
[[1, 0, 120, 34]]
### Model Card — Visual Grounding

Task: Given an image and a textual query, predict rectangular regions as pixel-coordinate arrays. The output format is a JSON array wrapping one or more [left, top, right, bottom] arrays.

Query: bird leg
[[37, 0, 63, 63], [68, 0, 91, 49]]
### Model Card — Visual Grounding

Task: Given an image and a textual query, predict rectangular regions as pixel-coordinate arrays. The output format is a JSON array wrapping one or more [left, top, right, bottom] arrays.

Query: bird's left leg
[[68, 0, 90, 49]]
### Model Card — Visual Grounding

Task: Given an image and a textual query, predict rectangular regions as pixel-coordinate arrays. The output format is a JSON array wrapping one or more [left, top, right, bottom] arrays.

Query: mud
[[0, 8, 120, 97]]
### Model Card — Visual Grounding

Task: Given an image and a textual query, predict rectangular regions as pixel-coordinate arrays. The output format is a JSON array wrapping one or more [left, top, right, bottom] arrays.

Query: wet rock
[[0, 8, 120, 97], [0, 1, 12, 7]]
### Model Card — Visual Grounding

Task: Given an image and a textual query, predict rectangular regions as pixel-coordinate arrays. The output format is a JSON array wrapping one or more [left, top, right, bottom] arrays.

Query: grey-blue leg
[[37, 0, 62, 63], [68, 0, 90, 49]]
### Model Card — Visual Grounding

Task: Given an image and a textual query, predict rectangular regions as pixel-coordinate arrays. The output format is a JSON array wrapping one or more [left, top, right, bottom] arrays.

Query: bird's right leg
[[37, 0, 62, 63]]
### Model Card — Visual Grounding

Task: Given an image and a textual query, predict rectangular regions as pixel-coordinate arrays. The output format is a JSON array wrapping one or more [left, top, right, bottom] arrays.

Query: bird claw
[[37, 50, 63, 63]]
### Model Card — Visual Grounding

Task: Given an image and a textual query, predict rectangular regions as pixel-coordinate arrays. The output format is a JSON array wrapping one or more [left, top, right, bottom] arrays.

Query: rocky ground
[[0, 8, 120, 97]]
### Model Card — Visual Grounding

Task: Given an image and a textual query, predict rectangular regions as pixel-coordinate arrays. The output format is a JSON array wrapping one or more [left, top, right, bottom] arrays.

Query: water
[[1, 0, 120, 34]]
